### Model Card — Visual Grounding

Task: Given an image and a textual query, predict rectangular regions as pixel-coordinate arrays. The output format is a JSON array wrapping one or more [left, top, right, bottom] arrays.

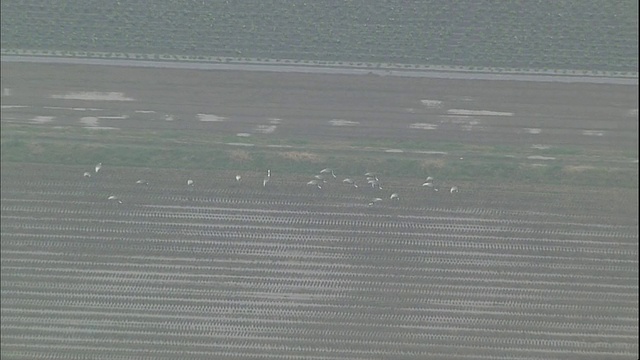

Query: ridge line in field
[[1, 55, 637, 85]]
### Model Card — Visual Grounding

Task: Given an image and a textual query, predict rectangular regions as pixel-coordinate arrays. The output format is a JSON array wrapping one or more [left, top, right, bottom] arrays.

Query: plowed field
[[1, 62, 638, 359]]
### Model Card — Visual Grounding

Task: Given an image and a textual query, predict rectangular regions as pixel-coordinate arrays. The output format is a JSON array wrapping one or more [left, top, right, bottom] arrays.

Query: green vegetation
[[1, 1, 637, 72], [2, 124, 636, 189]]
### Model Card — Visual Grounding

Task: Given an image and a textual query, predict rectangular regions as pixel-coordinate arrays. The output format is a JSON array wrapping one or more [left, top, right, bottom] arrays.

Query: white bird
[[263, 177, 269, 187], [235, 175, 242, 182], [425, 176, 434, 182], [187, 179, 194, 186], [267, 169, 271, 178], [364, 172, 375, 177], [307, 180, 322, 189], [314, 174, 327, 183], [368, 197, 383, 206], [95, 162, 102, 173], [320, 168, 336, 178], [83, 172, 91, 178], [135, 179, 148, 185], [422, 182, 434, 187], [368, 179, 383, 189], [390, 193, 399, 200], [450, 186, 459, 193], [107, 195, 122, 204], [343, 178, 358, 188]]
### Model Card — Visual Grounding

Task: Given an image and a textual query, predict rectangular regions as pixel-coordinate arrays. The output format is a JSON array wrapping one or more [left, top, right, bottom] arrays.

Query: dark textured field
[[1, 62, 638, 359], [1, 1, 638, 71]]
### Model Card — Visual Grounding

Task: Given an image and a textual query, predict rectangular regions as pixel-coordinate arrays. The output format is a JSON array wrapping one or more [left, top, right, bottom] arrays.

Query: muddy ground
[[2, 63, 638, 152]]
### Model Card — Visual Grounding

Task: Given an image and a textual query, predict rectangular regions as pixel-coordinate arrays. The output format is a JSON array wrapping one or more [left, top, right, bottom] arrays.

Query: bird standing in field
[[390, 193, 399, 200], [107, 195, 122, 204], [365, 174, 379, 182], [320, 168, 336, 178], [263, 169, 271, 187], [307, 180, 322, 189], [83, 172, 92, 178], [343, 178, 358, 188], [235, 175, 242, 182], [186, 179, 195, 201], [368, 179, 382, 189], [314, 174, 327, 183], [95, 162, 102, 173], [368, 197, 383, 206], [450, 186, 459, 193]]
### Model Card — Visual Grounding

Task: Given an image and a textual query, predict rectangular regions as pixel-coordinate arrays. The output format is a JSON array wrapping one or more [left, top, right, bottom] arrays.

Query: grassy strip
[[6, 123, 621, 159], [2, 126, 636, 189]]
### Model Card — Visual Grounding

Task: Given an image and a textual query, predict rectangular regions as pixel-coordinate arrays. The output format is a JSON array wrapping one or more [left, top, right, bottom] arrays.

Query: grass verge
[[1, 124, 637, 188]]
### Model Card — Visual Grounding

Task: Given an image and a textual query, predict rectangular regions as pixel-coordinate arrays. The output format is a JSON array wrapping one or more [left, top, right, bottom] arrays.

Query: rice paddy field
[[1, 1, 639, 359], [1, 60, 638, 359], [1, 161, 637, 360]]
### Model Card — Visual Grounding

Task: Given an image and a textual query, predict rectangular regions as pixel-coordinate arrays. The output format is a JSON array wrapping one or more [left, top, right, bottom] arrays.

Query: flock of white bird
[[303, 168, 458, 206], [83, 162, 122, 204], [87, 163, 458, 206]]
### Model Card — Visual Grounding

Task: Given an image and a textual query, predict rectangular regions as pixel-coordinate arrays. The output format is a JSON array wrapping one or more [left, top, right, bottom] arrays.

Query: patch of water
[[51, 91, 134, 101], [98, 115, 128, 119], [527, 155, 556, 161], [254, 125, 277, 134], [439, 115, 474, 124], [582, 130, 605, 136], [412, 150, 448, 155], [420, 99, 442, 108], [531, 144, 551, 150], [30, 116, 54, 124], [227, 142, 255, 147], [409, 123, 438, 130], [198, 114, 227, 122], [448, 109, 513, 116], [329, 119, 359, 126], [42, 106, 102, 111], [80, 117, 99, 127]]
